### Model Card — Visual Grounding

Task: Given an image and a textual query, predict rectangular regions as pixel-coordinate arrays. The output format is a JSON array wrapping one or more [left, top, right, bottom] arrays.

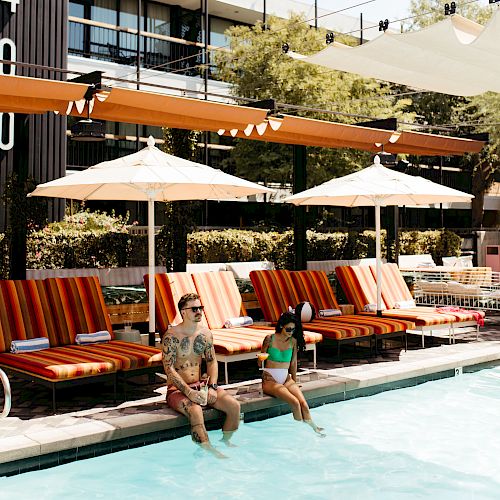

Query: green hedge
[[186, 228, 461, 268], [0, 223, 461, 273]]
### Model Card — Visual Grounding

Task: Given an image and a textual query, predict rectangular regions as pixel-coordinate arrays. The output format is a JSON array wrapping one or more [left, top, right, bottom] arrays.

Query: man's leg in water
[[170, 393, 227, 457], [211, 389, 240, 446]]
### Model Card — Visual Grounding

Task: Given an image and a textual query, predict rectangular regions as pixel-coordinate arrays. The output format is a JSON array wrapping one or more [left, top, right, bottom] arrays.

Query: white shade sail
[[284, 156, 473, 313], [30, 136, 274, 338], [290, 7, 500, 96]]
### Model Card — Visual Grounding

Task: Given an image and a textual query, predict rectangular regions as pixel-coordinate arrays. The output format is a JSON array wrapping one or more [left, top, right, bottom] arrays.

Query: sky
[[319, 0, 413, 23], [315, 0, 493, 23]]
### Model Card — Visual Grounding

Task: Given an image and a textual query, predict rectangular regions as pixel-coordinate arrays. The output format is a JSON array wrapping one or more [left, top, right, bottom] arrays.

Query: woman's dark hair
[[275, 311, 306, 353]]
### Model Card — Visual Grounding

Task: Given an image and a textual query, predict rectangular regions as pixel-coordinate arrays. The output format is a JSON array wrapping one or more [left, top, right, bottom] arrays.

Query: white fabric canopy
[[284, 156, 473, 312], [30, 136, 274, 339], [290, 7, 500, 96]]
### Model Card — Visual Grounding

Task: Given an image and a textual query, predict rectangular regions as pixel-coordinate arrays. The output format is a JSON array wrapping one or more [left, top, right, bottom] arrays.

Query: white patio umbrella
[[29, 136, 275, 342], [284, 155, 474, 314]]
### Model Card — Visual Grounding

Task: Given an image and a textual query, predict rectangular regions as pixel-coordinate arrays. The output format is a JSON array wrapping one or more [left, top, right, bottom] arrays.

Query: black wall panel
[[0, 0, 68, 230]]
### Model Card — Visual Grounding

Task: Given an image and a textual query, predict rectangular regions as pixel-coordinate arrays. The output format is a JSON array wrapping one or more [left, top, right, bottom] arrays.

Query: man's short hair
[[178, 292, 200, 313]]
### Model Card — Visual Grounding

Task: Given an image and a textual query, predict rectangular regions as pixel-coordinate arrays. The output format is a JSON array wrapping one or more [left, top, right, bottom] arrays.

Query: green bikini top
[[267, 334, 293, 363]]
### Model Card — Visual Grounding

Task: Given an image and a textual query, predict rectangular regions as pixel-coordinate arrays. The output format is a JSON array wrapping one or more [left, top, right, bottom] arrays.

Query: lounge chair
[[335, 264, 483, 347], [249, 269, 402, 358], [44, 276, 162, 387], [0, 279, 118, 411], [145, 271, 322, 383], [290, 270, 414, 350]]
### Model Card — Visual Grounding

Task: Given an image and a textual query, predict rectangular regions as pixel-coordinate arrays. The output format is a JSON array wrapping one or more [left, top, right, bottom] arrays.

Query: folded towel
[[224, 316, 253, 328], [75, 330, 112, 345], [10, 337, 50, 353], [318, 309, 342, 317], [393, 300, 416, 309]]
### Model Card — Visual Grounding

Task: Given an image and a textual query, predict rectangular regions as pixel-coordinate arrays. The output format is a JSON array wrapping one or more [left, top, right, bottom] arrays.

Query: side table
[[114, 328, 142, 344]]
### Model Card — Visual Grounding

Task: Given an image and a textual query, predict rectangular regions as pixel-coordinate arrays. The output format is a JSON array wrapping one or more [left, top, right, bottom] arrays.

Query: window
[[210, 17, 233, 48]]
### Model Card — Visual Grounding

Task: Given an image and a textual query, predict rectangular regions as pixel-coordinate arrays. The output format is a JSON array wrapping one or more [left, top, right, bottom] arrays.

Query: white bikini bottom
[[263, 368, 289, 385]]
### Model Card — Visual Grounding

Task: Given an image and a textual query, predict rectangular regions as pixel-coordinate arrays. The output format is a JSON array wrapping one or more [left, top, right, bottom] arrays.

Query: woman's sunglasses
[[284, 327, 295, 333]]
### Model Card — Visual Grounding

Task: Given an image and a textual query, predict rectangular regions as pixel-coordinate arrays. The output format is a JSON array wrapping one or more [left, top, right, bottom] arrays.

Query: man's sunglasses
[[182, 306, 205, 313]]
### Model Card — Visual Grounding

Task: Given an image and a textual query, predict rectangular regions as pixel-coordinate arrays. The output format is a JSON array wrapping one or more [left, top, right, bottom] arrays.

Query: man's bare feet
[[221, 430, 237, 447], [200, 442, 228, 459]]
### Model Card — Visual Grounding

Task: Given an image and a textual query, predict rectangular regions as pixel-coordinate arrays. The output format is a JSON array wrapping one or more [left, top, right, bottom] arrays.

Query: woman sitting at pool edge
[[259, 311, 324, 435]]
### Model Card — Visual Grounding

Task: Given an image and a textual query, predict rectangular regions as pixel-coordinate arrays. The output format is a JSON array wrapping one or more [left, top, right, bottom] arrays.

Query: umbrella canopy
[[284, 156, 474, 312], [30, 136, 275, 340]]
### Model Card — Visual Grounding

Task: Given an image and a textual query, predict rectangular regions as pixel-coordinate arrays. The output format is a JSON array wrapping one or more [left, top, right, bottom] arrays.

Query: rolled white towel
[[75, 330, 112, 345], [224, 316, 254, 328], [394, 300, 416, 309], [318, 309, 342, 317], [11, 337, 50, 353], [363, 304, 377, 312]]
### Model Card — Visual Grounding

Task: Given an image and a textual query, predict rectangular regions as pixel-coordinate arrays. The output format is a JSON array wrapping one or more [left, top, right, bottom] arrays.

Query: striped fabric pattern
[[45, 276, 162, 370], [144, 273, 175, 334], [291, 270, 415, 333], [249, 270, 300, 323], [250, 270, 372, 340], [0, 346, 117, 380], [372, 263, 414, 309], [0, 280, 58, 353], [45, 276, 114, 345], [192, 271, 246, 329], [291, 270, 339, 310], [335, 265, 386, 313], [75, 331, 111, 345], [375, 263, 485, 323], [69, 341, 162, 370], [167, 272, 209, 327], [336, 265, 464, 326]]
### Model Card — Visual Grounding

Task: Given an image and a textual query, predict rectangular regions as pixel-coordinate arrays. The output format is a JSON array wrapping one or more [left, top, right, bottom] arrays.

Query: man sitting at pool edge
[[162, 292, 241, 456]]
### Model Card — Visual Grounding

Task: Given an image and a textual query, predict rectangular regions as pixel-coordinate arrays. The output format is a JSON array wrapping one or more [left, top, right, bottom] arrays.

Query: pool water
[[2, 366, 500, 499]]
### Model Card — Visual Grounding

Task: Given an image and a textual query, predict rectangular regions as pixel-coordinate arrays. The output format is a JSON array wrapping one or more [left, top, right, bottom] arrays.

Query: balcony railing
[[68, 16, 221, 77]]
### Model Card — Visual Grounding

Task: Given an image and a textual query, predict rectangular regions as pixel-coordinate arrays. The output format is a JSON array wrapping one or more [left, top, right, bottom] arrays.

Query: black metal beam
[[293, 145, 307, 270]]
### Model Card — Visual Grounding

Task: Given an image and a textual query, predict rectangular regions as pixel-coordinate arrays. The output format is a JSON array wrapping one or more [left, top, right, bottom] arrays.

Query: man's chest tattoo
[[193, 334, 207, 355], [180, 336, 190, 354]]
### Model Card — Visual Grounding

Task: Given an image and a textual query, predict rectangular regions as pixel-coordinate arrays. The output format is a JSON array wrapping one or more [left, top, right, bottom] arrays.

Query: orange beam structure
[[0, 74, 485, 155]]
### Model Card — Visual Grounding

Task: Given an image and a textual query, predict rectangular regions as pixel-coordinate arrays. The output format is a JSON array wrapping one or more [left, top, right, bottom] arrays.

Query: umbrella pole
[[375, 202, 383, 317], [148, 196, 156, 346]]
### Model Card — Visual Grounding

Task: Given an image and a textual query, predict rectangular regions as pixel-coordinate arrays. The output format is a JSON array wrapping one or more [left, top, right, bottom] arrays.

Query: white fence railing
[[407, 268, 500, 311]]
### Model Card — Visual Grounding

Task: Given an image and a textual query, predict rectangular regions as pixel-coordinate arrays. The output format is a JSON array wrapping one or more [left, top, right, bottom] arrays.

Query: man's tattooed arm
[[203, 331, 218, 385]]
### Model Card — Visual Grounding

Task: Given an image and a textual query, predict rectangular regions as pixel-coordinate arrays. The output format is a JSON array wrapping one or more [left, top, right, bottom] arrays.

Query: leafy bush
[[27, 210, 132, 269], [186, 228, 462, 268]]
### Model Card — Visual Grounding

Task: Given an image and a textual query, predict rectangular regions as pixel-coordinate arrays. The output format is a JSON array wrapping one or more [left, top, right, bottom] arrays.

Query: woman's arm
[[259, 334, 272, 367], [289, 339, 298, 382]]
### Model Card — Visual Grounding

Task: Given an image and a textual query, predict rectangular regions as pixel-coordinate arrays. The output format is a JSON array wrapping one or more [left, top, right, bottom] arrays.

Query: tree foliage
[[215, 15, 414, 187]]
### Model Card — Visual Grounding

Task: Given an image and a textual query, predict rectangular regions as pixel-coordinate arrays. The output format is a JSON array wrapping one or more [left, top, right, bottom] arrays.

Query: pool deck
[[1, 316, 500, 475]]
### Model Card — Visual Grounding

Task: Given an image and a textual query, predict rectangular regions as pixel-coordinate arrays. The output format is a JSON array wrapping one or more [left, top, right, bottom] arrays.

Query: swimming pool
[[2, 366, 500, 499]]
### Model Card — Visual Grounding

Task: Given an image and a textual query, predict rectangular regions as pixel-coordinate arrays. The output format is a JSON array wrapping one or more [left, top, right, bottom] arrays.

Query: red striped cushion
[[0, 280, 59, 353], [67, 341, 162, 370], [291, 270, 340, 310], [192, 271, 246, 329], [144, 273, 177, 334], [0, 346, 116, 380], [166, 272, 209, 327], [303, 320, 372, 340], [335, 265, 388, 313], [372, 263, 414, 309], [249, 270, 299, 323], [45, 276, 114, 345]]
